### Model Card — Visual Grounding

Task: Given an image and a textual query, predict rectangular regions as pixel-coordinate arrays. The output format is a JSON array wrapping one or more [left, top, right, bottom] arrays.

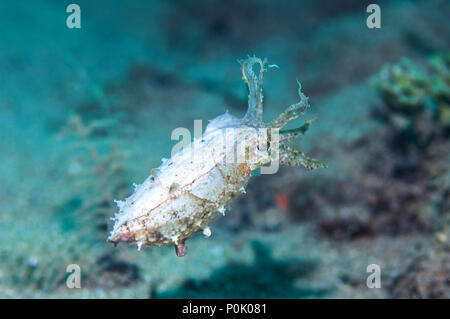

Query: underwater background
[[0, 0, 449, 298]]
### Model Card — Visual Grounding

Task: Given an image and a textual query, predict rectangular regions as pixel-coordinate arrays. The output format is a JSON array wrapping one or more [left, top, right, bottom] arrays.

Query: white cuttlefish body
[[108, 56, 327, 256]]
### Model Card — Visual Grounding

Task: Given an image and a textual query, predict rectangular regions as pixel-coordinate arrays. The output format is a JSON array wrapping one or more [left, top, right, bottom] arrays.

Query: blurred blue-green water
[[0, 0, 449, 298]]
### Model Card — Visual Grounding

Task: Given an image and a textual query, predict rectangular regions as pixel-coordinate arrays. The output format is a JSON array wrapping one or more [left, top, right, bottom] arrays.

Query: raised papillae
[[107, 56, 327, 256]]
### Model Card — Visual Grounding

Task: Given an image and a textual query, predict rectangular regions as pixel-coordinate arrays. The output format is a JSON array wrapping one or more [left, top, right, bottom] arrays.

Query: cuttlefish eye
[[255, 140, 270, 152]]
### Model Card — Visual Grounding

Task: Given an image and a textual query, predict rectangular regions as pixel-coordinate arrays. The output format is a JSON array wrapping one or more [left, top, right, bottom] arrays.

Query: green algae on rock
[[371, 53, 450, 147]]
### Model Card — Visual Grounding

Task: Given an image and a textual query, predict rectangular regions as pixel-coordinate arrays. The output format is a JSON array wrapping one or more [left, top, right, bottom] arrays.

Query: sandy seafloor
[[0, 0, 449, 298]]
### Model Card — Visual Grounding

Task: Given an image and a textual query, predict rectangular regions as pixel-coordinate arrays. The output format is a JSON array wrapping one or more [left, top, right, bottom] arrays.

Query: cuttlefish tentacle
[[279, 145, 328, 170], [267, 80, 309, 129], [279, 118, 317, 142], [241, 56, 278, 124]]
